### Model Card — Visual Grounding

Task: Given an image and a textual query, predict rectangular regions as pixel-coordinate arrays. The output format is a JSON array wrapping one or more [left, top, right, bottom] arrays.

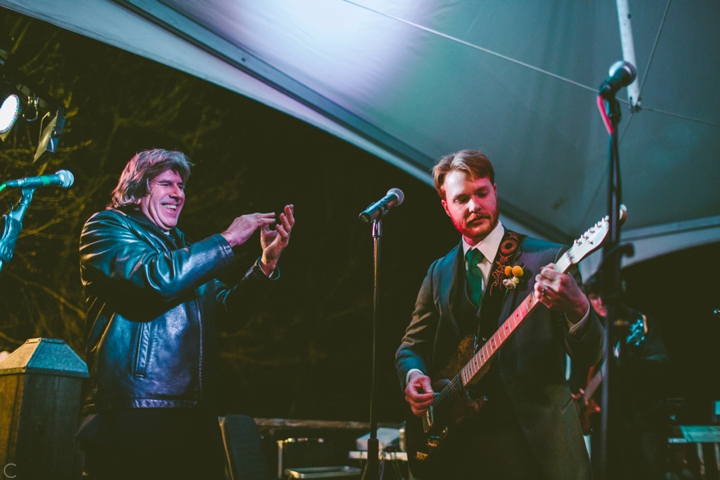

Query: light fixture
[[0, 92, 20, 137], [0, 64, 64, 157], [33, 107, 66, 163]]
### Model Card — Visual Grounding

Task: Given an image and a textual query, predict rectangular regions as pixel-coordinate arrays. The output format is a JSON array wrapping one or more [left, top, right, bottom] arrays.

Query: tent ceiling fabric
[[2, 0, 718, 267]]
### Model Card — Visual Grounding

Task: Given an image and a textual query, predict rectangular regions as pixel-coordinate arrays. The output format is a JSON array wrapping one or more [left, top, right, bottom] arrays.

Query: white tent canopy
[[2, 0, 718, 277]]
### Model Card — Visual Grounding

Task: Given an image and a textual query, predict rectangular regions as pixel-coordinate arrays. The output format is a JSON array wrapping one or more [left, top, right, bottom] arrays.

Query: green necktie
[[466, 248, 484, 308]]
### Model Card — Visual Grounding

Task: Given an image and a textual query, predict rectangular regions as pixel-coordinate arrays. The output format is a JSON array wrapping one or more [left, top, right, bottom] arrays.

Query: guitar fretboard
[[460, 254, 572, 386]]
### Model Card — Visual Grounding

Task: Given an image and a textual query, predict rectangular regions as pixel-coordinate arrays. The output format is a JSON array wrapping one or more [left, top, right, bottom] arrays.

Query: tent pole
[[615, 0, 641, 109]]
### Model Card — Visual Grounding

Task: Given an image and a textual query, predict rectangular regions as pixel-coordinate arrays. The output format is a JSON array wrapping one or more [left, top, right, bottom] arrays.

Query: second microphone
[[359, 188, 405, 223]]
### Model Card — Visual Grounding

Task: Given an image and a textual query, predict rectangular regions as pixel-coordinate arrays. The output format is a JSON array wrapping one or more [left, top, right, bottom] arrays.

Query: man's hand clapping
[[260, 204, 295, 275], [221, 212, 276, 248]]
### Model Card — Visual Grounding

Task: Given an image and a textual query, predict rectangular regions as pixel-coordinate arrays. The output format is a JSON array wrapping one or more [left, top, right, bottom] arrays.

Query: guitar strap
[[476, 230, 527, 350]]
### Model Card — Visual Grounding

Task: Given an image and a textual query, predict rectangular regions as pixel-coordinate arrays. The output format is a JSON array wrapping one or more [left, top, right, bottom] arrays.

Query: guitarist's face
[[588, 293, 607, 318], [441, 170, 499, 245]]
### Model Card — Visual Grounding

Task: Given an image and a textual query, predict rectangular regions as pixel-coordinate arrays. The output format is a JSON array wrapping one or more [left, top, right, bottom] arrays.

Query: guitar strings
[[432, 372, 463, 407]]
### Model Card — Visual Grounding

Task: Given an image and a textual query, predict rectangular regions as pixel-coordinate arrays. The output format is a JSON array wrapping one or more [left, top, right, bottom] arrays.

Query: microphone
[[359, 188, 405, 223], [3, 170, 74, 189], [598, 61, 637, 99]]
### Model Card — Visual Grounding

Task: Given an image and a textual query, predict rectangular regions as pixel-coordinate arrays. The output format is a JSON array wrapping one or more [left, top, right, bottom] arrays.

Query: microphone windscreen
[[388, 188, 405, 206], [609, 61, 637, 86], [56, 170, 74, 188]]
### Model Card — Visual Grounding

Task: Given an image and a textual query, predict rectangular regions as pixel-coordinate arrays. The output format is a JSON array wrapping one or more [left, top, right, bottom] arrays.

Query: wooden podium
[[0, 338, 88, 480]]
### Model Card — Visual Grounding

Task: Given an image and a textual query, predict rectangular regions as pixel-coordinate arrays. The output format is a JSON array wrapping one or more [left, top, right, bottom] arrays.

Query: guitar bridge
[[427, 428, 449, 448]]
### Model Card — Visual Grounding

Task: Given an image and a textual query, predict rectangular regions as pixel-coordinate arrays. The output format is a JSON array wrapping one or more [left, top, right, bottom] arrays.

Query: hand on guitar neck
[[533, 264, 590, 324], [405, 371, 434, 416]]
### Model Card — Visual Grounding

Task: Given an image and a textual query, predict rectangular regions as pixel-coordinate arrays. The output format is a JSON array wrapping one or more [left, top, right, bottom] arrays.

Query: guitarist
[[570, 275, 669, 480], [396, 150, 603, 479]]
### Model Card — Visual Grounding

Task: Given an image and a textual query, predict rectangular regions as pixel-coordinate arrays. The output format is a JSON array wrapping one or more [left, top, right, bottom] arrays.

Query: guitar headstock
[[562, 205, 628, 268]]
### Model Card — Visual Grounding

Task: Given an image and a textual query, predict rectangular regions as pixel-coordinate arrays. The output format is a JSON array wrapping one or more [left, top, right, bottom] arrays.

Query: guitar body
[[405, 335, 487, 479]]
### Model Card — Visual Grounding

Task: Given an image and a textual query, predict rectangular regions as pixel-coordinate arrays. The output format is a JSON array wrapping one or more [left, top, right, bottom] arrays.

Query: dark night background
[[0, 9, 718, 426]]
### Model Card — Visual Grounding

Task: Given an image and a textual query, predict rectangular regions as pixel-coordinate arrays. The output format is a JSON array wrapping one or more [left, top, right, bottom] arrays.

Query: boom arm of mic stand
[[0, 187, 37, 273]]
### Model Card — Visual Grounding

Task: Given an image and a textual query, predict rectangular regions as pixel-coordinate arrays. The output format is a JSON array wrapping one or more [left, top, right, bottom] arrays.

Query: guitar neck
[[584, 365, 605, 401], [460, 254, 573, 386]]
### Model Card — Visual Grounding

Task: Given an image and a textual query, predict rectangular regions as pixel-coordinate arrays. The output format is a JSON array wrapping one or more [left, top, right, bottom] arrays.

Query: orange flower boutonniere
[[502, 264, 525, 290]]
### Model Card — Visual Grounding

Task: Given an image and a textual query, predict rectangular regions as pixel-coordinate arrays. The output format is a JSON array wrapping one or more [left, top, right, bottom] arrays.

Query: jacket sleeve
[[396, 260, 440, 390], [215, 261, 276, 328], [80, 210, 235, 302], [562, 261, 604, 369]]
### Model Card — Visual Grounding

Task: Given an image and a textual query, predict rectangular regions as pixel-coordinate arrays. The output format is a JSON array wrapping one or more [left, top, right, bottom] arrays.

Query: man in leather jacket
[[77, 149, 295, 480]]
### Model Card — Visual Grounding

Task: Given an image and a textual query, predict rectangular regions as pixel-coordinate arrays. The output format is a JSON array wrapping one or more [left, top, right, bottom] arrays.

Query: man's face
[[137, 169, 185, 231], [441, 170, 499, 245], [588, 293, 607, 318]]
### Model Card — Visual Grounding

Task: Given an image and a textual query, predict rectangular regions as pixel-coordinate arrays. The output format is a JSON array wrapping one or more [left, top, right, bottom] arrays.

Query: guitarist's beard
[[452, 213, 499, 245]]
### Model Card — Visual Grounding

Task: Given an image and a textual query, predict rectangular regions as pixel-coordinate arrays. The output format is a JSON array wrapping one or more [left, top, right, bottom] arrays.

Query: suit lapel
[[437, 241, 463, 337]]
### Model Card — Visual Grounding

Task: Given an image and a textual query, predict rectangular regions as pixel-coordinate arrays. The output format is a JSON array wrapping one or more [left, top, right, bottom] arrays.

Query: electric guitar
[[405, 210, 625, 478], [575, 313, 648, 434]]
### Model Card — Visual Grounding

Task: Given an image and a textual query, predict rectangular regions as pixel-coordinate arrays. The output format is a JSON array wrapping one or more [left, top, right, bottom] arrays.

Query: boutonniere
[[502, 264, 525, 290]]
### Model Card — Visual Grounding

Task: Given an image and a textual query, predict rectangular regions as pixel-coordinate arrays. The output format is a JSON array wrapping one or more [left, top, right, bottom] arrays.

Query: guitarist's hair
[[433, 150, 495, 199]]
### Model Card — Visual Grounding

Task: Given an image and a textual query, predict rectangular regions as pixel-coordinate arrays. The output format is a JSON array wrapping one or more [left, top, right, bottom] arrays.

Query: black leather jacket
[[79, 207, 274, 414]]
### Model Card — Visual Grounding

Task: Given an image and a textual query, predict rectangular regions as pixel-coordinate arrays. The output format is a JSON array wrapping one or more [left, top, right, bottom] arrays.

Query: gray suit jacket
[[396, 236, 603, 480]]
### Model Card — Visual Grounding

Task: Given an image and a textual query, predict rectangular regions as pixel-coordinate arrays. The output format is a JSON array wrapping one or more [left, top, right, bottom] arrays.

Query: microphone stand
[[597, 95, 633, 480], [364, 218, 382, 480], [0, 187, 37, 273]]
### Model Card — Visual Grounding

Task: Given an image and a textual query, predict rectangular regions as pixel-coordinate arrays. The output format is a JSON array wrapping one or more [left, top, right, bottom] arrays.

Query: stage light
[[0, 85, 28, 142], [0, 93, 20, 134], [0, 64, 64, 157]]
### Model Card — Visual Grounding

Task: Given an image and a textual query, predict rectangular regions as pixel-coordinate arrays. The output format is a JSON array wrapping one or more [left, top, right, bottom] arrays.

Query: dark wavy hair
[[432, 150, 495, 199], [108, 149, 193, 209]]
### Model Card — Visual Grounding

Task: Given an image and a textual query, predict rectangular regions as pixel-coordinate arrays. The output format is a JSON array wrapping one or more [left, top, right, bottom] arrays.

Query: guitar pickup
[[421, 406, 434, 433]]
